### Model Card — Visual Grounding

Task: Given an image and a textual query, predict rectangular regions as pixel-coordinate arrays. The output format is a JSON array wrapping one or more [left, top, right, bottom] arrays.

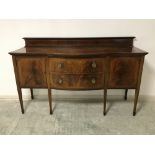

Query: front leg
[[12, 56, 24, 114], [103, 89, 107, 115], [48, 88, 53, 115], [133, 88, 140, 116], [17, 87, 24, 114]]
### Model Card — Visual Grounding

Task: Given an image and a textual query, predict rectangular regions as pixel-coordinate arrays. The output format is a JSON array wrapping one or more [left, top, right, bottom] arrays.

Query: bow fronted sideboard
[[9, 37, 148, 116]]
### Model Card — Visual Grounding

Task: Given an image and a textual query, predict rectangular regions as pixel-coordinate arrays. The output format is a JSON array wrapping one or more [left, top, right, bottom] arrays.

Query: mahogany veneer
[[9, 37, 148, 116]]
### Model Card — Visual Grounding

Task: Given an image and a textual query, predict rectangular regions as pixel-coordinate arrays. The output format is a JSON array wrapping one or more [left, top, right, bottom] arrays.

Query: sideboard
[[9, 37, 148, 116]]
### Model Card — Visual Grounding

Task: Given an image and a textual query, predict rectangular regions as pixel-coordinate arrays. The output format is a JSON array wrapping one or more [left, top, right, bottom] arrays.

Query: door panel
[[108, 57, 140, 88], [16, 57, 47, 88]]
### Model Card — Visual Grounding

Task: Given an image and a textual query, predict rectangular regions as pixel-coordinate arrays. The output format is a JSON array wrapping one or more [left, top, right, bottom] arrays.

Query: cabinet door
[[16, 57, 47, 88], [108, 57, 140, 88]]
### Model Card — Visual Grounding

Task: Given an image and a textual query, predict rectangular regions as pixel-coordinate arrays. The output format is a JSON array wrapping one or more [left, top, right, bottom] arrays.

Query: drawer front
[[50, 74, 104, 90], [16, 57, 47, 88], [108, 57, 140, 88], [49, 58, 105, 74]]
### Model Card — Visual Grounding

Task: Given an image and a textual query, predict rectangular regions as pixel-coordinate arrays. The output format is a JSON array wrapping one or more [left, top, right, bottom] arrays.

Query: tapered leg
[[17, 87, 24, 114], [103, 57, 109, 116], [133, 88, 140, 116], [124, 89, 128, 100], [12, 56, 24, 114], [48, 88, 53, 115], [103, 89, 107, 115], [132, 57, 144, 116], [30, 88, 34, 99]]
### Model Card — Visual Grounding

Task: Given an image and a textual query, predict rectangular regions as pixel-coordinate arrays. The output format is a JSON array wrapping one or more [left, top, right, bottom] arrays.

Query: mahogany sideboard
[[9, 37, 148, 116]]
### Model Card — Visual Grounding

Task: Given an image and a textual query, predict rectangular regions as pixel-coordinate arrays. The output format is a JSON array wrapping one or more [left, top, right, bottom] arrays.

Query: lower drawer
[[50, 74, 104, 90]]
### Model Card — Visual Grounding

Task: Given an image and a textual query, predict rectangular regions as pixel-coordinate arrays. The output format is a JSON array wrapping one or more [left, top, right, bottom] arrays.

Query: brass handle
[[58, 79, 63, 84], [58, 63, 63, 69], [91, 78, 96, 84], [92, 62, 96, 68]]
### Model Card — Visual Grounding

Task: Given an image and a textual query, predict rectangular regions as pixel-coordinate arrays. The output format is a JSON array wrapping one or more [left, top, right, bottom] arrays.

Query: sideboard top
[[9, 37, 148, 57], [23, 37, 135, 39]]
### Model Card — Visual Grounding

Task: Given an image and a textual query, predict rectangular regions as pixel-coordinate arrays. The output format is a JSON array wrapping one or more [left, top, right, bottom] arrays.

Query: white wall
[[0, 19, 155, 97]]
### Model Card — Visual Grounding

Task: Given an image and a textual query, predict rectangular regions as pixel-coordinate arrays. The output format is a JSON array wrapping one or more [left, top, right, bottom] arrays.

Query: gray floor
[[0, 96, 155, 135]]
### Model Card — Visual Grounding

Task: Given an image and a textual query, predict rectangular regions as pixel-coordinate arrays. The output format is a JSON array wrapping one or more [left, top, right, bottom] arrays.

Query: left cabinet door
[[16, 56, 47, 88]]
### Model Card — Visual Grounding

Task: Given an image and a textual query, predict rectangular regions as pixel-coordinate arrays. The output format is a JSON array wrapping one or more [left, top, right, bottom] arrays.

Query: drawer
[[49, 58, 105, 74], [50, 73, 104, 90]]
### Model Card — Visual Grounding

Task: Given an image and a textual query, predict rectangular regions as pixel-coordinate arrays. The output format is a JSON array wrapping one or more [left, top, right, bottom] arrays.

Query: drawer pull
[[92, 62, 97, 68], [91, 78, 96, 84], [58, 63, 63, 69], [58, 79, 63, 84]]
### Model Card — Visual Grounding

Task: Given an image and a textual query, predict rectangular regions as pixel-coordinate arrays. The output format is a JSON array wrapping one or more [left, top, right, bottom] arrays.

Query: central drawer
[[49, 58, 105, 74], [50, 73, 104, 90]]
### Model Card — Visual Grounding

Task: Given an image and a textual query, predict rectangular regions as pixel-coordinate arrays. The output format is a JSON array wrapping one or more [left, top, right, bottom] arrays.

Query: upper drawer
[[49, 58, 105, 74]]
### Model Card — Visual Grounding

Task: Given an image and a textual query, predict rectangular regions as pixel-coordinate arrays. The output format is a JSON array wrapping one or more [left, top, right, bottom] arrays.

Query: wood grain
[[16, 56, 47, 88], [23, 37, 134, 49], [49, 58, 105, 74], [108, 57, 141, 88], [50, 73, 104, 90], [9, 37, 148, 115]]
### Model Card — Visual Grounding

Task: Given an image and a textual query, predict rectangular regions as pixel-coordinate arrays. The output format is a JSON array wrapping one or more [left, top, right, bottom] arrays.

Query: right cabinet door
[[108, 56, 141, 88]]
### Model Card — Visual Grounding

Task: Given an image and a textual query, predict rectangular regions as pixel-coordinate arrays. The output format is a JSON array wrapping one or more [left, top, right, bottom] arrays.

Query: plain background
[[0, 19, 154, 97]]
